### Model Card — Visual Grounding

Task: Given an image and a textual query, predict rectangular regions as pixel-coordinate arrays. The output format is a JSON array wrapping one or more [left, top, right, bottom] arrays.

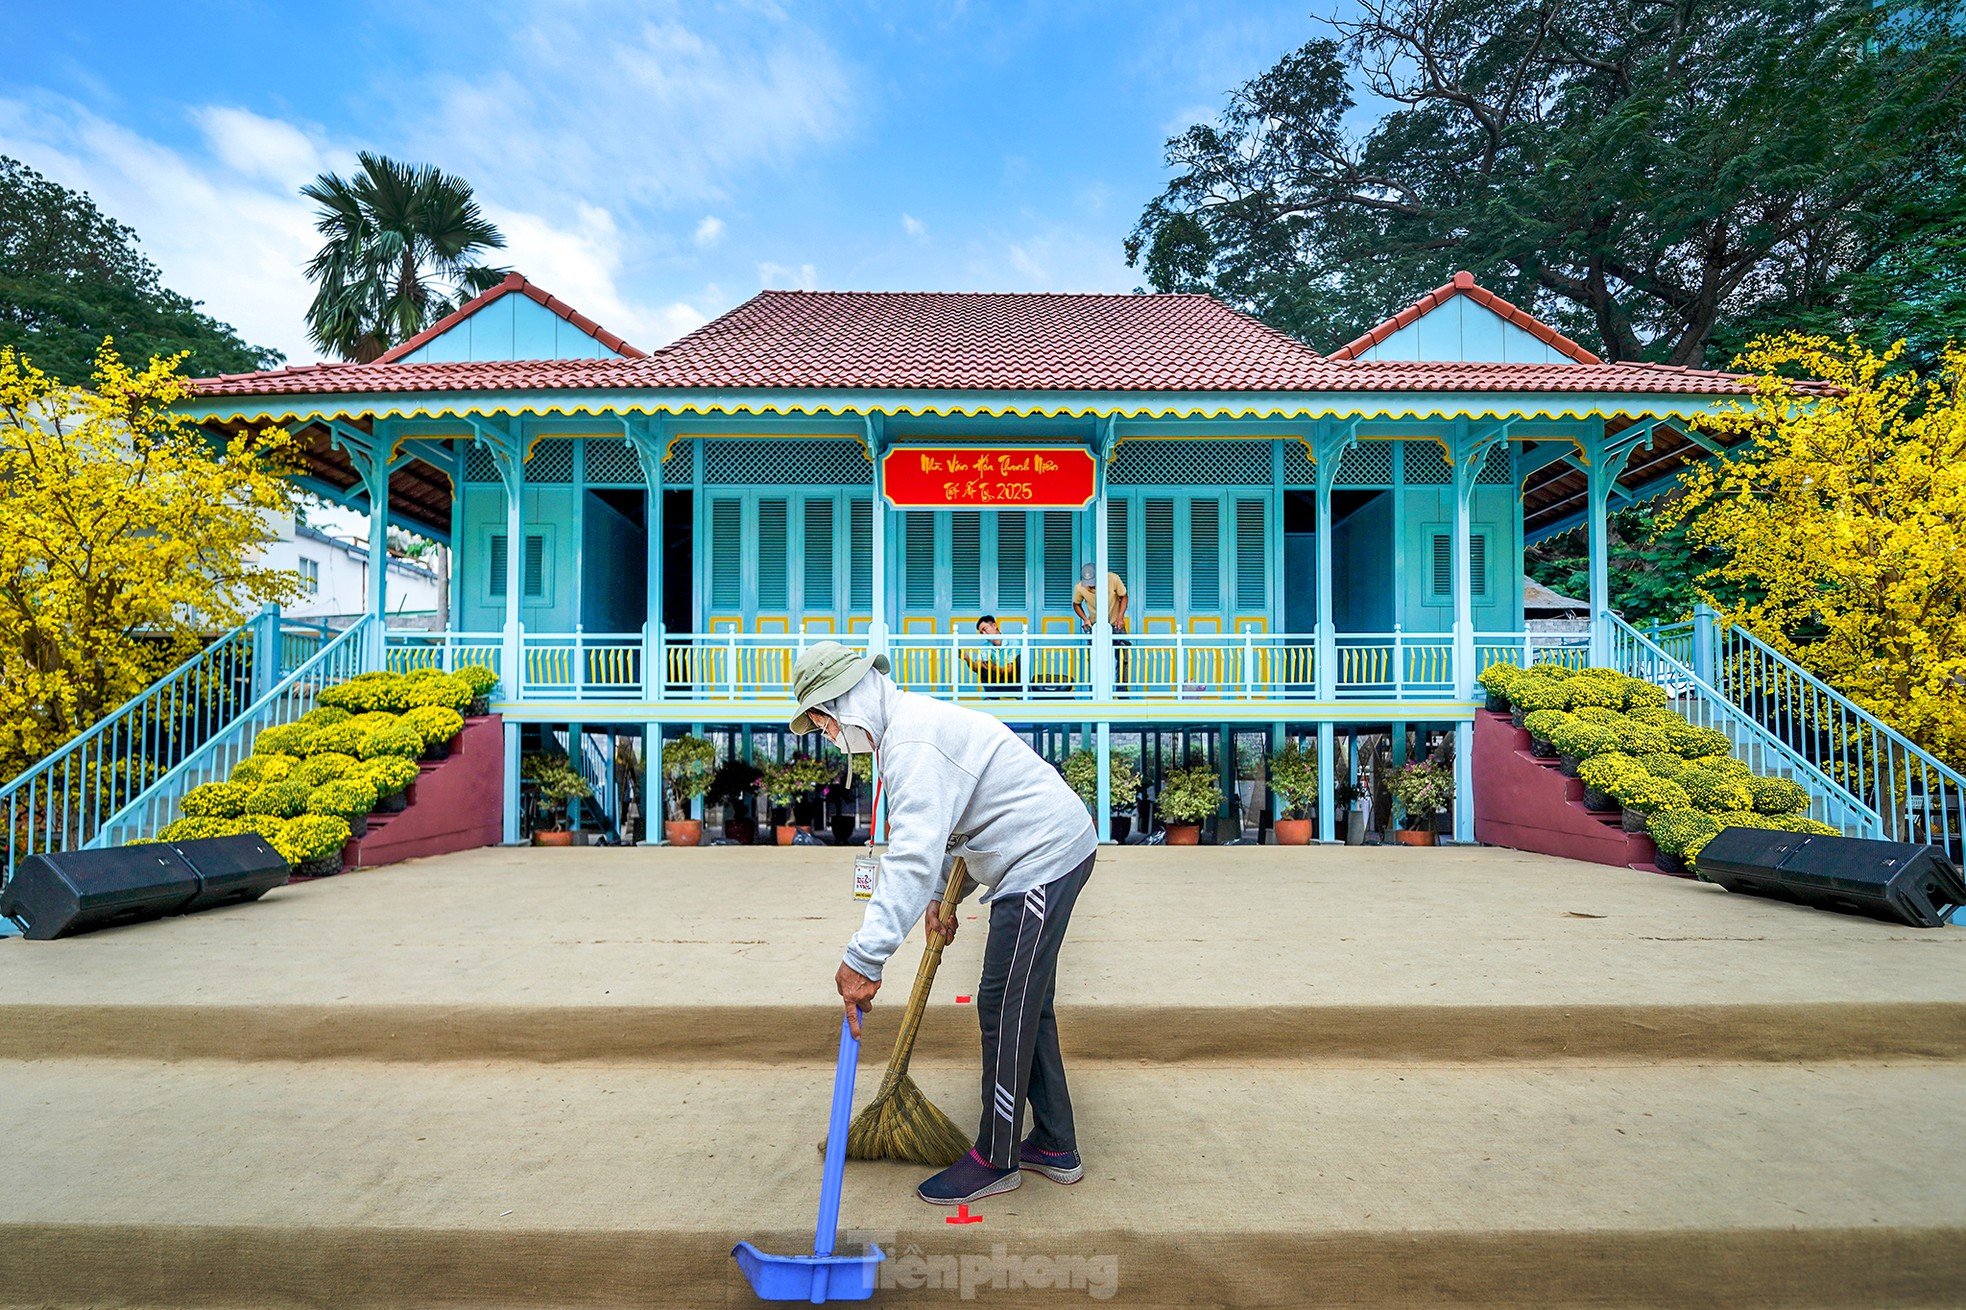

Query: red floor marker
[[946, 1204, 983, 1225], [955, 995, 971, 1004]]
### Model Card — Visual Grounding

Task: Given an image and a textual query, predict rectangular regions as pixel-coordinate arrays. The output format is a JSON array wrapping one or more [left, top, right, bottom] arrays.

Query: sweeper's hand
[[925, 902, 958, 944], [836, 962, 879, 1037]]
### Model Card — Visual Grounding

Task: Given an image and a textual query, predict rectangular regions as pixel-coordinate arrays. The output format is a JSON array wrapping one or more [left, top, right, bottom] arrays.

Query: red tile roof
[[370, 272, 646, 364], [1328, 271, 1602, 364], [192, 284, 1814, 402]]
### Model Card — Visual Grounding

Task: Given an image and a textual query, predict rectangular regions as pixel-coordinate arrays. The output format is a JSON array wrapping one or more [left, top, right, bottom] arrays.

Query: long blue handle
[[813, 1011, 860, 1260]]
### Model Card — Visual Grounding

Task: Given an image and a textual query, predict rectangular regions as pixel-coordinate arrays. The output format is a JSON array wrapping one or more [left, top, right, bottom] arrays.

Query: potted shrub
[[1156, 764, 1224, 845], [1477, 661, 1522, 714], [305, 776, 380, 839], [1060, 748, 1144, 842], [1747, 775, 1810, 817], [1522, 709, 1570, 759], [1547, 718, 1619, 776], [275, 813, 354, 878], [1576, 753, 1641, 813], [524, 754, 593, 846], [709, 757, 763, 844], [1645, 807, 1721, 876], [819, 752, 873, 846], [180, 781, 253, 820], [1611, 772, 1692, 834], [361, 756, 421, 813], [1389, 759, 1455, 846], [758, 755, 830, 845], [455, 664, 499, 716], [1266, 743, 1318, 845], [661, 734, 718, 846], [402, 705, 466, 761]]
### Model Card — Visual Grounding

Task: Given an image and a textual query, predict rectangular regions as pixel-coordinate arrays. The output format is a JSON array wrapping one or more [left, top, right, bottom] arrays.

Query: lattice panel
[[662, 443, 692, 484], [525, 438, 575, 483], [704, 439, 871, 485], [1110, 441, 1270, 485], [583, 440, 644, 484], [1404, 442, 1452, 485], [1335, 442, 1394, 487], [1282, 442, 1316, 485], [465, 444, 501, 483], [1479, 442, 1513, 484]]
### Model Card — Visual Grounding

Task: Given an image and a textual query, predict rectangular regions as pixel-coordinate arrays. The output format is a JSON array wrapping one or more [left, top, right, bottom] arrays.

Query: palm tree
[[301, 152, 509, 362]]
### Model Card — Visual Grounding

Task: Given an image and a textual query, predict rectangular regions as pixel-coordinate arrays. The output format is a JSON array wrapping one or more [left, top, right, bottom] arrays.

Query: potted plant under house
[[1389, 759, 1455, 846], [525, 755, 593, 846], [1266, 743, 1317, 845], [1156, 764, 1224, 846], [661, 734, 718, 846], [758, 755, 831, 845], [1060, 748, 1143, 842]]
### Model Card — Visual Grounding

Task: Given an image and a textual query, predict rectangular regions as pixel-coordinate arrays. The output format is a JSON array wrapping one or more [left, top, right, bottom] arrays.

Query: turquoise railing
[[90, 619, 375, 850], [1, 621, 261, 886], [1601, 613, 1882, 835], [1697, 618, 1966, 855]]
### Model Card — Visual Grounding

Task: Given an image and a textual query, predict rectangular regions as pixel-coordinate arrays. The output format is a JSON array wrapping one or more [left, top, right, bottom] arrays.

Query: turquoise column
[[647, 722, 664, 846], [1092, 419, 1114, 840], [866, 414, 888, 655], [1453, 721, 1474, 842], [468, 416, 527, 845], [250, 602, 281, 697], [1316, 722, 1336, 842]]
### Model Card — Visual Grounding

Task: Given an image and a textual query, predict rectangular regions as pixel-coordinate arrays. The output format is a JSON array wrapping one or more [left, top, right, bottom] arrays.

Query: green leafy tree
[[302, 152, 508, 363], [1128, 0, 1966, 365], [0, 156, 278, 383], [1525, 503, 1743, 627]]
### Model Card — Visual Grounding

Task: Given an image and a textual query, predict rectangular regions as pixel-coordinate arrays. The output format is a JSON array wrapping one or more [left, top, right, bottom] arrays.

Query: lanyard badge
[[852, 752, 883, 902]]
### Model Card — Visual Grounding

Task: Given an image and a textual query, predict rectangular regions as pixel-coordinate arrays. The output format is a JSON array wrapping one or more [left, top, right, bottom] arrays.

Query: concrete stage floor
[[3, 845, 1964, 1307]]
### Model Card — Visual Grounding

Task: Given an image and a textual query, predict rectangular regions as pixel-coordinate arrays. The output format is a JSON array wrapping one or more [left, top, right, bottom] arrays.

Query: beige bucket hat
[[788, 641, 889, 735]]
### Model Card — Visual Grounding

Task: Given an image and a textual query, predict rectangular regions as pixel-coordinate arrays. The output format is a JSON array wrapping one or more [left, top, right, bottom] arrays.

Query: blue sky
[[4, 1, 1351, 364]]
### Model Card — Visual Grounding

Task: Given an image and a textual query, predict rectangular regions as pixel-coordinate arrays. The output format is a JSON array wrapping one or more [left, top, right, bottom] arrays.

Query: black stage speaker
[[1, 834, 288, 940], [1698, 827, 1966, 928]]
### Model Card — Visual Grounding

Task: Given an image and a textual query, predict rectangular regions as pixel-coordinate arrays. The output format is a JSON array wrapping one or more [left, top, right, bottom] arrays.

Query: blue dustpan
[[733, 1011, 886, 1302]]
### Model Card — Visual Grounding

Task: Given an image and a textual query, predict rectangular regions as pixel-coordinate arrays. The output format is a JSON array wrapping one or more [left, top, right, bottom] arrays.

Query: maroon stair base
[[343, 714, 505, 869], [1472, 710, 1662, 874]]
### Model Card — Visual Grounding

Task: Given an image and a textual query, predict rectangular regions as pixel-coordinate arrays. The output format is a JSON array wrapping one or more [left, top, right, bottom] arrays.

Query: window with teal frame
[[487, 529, 550, 602], [1426, 526, 1490, 604]]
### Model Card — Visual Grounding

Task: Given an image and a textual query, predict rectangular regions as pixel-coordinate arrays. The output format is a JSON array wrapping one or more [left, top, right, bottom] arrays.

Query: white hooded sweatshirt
[[828, 668, 1096, 981]]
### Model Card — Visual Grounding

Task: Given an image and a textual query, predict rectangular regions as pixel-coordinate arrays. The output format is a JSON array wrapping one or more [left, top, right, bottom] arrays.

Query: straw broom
[[836, 857, 973, 1166]]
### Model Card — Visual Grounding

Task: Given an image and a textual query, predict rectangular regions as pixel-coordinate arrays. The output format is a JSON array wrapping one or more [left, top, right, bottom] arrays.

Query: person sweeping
[[789, 641, 1097, 1207]]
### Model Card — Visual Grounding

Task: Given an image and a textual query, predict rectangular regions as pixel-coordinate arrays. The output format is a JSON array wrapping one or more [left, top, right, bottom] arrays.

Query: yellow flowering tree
[[0, 342, 301, 780], [1664, 336, 1966, 766]]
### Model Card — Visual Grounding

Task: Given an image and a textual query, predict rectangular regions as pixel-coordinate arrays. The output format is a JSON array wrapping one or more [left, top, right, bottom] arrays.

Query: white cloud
[[693, 215, 725, 248], [901, 212, 927, 241], [1007, 243, 1046, 283], [757, 261, 819, 290], [408, 3, 853, 211], [192, 106, 346, 186]]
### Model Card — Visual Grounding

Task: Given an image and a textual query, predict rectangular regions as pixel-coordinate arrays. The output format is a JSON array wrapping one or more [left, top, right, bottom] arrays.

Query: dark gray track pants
[[973, 850, 1095, 1169]]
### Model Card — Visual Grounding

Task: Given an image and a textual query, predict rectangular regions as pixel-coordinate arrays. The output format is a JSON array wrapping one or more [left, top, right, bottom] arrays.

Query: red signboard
[[880, 446, 1096, 509]]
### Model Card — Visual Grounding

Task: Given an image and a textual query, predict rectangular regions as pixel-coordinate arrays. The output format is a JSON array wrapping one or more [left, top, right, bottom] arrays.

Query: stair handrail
[[1, 620, 259, 885], [1600, 613, 1883, 836], [89, 618, 375, 851], [1710, 618, 1966, 851]]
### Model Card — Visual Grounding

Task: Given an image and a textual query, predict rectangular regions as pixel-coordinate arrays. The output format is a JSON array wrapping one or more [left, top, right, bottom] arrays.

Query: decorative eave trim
[[181, 387, 1738, 428]]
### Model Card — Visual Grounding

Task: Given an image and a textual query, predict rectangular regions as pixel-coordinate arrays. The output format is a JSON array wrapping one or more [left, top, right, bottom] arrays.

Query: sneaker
[[917, 1149, 1021, 1206], [1018, 1139, 1084, 1185]]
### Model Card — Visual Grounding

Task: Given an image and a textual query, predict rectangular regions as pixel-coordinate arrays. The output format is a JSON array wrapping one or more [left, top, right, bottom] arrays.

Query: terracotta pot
[[664, 819, 703, 847], [1394, 828, 1438, 846], [533, 829, 575, 847], [1163, 824, 1201, 846], [1274, 817, 1313, 846], [776, 824, 800, 846]]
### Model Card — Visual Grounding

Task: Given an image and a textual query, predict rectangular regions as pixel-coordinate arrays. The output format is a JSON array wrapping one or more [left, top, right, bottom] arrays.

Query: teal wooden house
[[174, 271, 1799, 844]]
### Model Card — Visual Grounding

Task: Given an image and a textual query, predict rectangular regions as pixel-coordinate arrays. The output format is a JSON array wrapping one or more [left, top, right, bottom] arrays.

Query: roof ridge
[[1326, 271, 1602, 365], [370, 272, 647, 365]]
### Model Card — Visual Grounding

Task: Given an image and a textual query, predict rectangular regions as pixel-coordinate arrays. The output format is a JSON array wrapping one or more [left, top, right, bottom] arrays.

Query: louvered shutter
[[1430, 533, 1452, 600], [1144, 498, 1175, 608], [1235, 498, 1266, 609], [905, 511, 937, 608], [522, 533, 546, 599], [1189, 498, 1221, 610], [950, 511, 981, 609], [803, 497, 835, 612], [1042, 511, 1075, 609], [710, 498, 743, 608], [1470, 532, 1489, 601], [756, 498, 789, 609], [996, 512, 1027, 612], [1106, 497, 1129, 584], [489, 534, 508, 598], [848, 496, 872, 610]]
